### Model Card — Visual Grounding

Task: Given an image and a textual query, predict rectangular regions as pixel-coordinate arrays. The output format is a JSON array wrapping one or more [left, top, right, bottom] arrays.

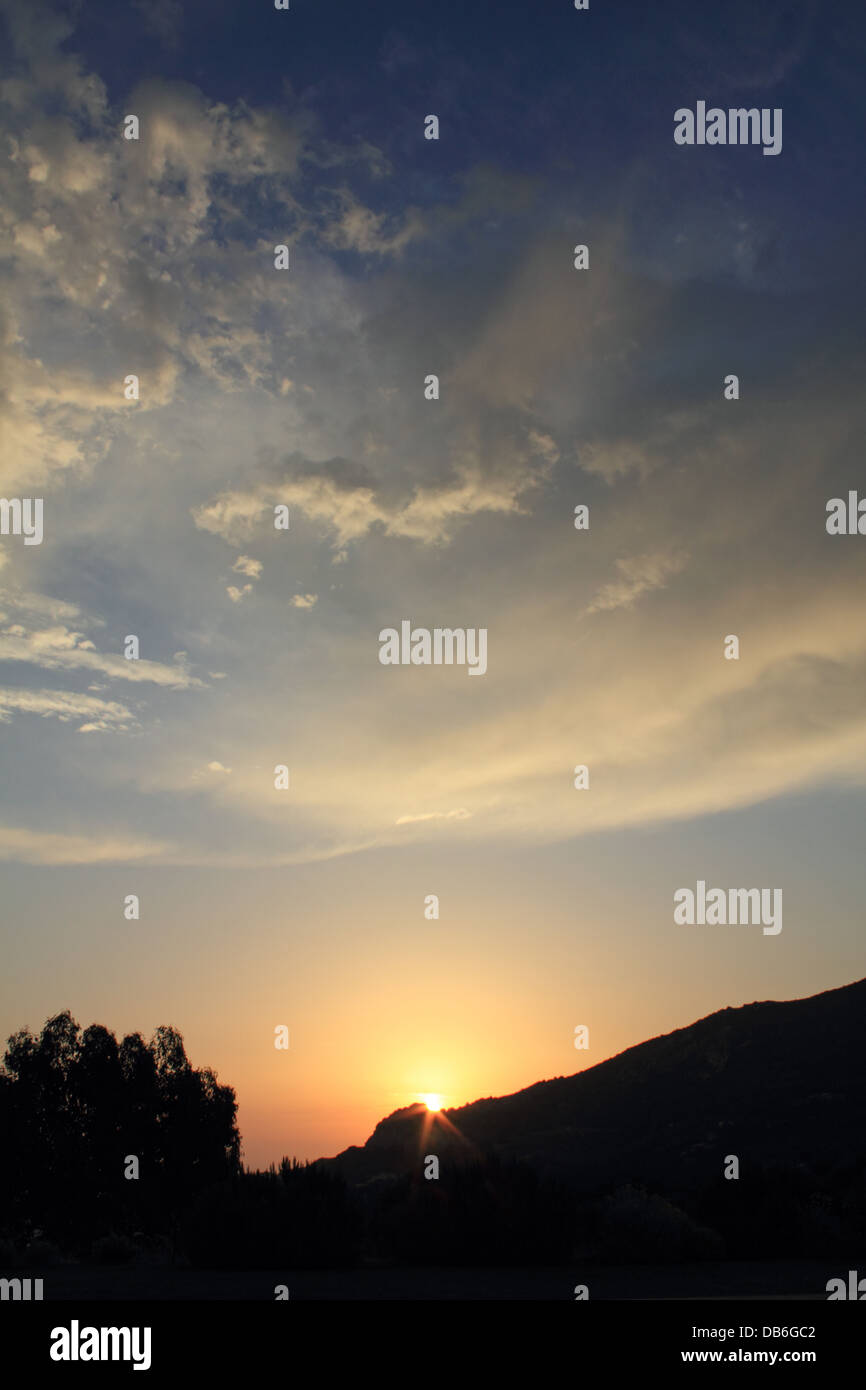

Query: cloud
[[0, 686, 136, 731], [0, 0, 864, 878], [232, 555, 262, 579], [193, 438, 553, 551], [0, 13, 415, 502], [0, 1, 107, 120], [586, 551, 688, 615], [0, 590, 93, 625], [0, 616, 202, 688], [526, 430, 559, 466], [318, 188, 425, 256], [145, 366, 866, 866], [0, 824, 170, 864], [577, 410, 705, 484]]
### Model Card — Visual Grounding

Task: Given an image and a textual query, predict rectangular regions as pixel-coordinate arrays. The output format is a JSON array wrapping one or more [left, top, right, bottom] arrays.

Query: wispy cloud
[[396, 808, 472, 825], [0, 619, 201, 688], [0, 686, 136, 732], [0, 824, 171, 864], [586, 551, 688, 615]]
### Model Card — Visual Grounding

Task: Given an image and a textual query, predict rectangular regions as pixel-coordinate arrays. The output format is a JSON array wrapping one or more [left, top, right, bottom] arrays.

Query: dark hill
[[321, 979, 866, 1192]]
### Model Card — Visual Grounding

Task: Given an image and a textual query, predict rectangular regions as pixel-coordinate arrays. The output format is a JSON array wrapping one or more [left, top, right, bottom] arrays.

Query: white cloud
[[0, 619, 202, 688], [0, 686, 135, 731]]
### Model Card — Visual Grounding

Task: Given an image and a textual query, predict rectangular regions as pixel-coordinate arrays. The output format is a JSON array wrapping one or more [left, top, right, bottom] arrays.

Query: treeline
[[2, 1013, 864, 1269]]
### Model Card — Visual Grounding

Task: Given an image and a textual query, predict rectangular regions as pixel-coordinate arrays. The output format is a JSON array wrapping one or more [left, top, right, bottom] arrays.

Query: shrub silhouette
[[594, 1183, 723, 1263], [183, 1159, 361, 1268], [695, 1160, 866, 1259], [372, 1153, 576, 1265]]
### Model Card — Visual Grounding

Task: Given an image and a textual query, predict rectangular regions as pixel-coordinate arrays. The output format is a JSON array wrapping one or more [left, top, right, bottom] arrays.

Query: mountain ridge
[[320, 978, 866, 1191]]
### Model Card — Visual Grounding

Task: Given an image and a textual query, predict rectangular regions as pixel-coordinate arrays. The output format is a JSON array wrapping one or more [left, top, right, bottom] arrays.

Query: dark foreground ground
[[20, 1259, 845, 1300]]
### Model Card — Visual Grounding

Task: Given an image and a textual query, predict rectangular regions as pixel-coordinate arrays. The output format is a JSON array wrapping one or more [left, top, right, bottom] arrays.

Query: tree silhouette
[[0, 1010, 240, 1254]]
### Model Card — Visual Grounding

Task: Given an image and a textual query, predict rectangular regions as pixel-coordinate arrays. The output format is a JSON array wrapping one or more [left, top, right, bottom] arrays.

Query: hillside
[[321, 979, 866, 1191]]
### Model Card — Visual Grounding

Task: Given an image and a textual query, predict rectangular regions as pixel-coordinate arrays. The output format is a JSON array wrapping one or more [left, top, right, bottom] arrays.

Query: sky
[[0, 0, 864, 1168]]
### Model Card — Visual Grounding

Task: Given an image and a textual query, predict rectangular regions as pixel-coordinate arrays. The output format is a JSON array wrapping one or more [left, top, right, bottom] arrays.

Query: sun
[[421, 1092, 442, 1112]]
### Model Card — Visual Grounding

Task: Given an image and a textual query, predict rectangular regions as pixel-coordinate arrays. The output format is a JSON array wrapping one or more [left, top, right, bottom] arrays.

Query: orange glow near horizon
[[6, 852, 819, 1174]]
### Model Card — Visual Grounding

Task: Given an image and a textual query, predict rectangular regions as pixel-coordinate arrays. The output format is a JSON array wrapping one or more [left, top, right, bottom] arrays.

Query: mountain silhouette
[[321, 978, 866, 1192]]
